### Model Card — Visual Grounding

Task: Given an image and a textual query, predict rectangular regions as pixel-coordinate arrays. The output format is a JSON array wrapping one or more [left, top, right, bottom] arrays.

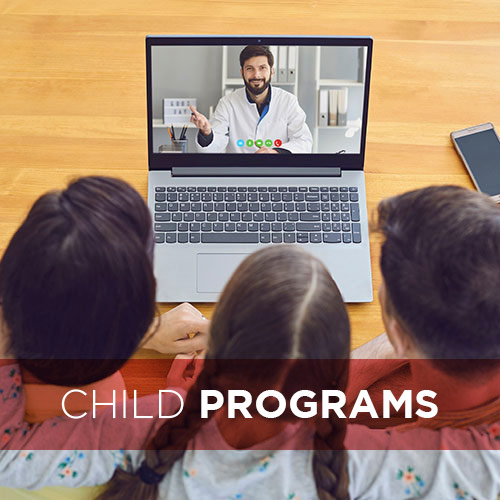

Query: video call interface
[[151, 44, 368, 155]]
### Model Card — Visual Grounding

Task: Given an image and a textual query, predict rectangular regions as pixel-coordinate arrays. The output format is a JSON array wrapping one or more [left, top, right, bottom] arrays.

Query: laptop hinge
[[171, 167, 341, 177]]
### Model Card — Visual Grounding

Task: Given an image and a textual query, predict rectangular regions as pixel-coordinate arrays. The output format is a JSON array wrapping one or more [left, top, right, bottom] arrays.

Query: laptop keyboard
[[153, 186, 361, 245]]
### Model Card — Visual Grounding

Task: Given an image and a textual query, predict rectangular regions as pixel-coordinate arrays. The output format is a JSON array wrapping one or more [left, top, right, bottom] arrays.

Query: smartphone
[[451, 122, 500, 204]]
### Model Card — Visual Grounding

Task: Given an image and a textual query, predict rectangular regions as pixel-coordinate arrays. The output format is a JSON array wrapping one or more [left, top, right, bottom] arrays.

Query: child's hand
[[166, 354, 205, 392], [142, 303, 210, 354]]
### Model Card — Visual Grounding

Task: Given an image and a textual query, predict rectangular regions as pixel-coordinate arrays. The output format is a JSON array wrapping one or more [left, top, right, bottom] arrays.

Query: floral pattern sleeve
[[0, 364, 184, 489]]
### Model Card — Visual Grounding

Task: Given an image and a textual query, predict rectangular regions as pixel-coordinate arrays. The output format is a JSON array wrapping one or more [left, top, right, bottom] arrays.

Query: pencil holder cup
[[172, 139, 188, 153]]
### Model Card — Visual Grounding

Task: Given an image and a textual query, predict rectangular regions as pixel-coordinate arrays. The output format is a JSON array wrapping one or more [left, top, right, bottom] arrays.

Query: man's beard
[[244, 75, 271, 96]]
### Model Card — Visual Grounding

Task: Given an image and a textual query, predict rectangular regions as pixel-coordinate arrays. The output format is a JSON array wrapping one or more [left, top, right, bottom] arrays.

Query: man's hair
[[376, 185, 500, 373], [239, 45, 274, 68], [0, 176, 156, 386]]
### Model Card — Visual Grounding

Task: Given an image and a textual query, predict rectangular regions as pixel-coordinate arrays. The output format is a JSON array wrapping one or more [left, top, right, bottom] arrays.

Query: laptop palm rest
[[196, 253, 249, 293]]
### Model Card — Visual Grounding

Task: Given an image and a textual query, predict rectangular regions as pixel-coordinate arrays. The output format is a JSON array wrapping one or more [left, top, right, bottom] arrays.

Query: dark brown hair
[[377, 185, 500, 373], [240, 45, 274, 68], [0, 176, 156, 385], [98, 245, 351, 500]]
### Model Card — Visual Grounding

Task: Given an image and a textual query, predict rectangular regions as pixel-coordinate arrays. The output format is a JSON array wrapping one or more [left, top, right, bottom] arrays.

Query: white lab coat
[[196, 86, 313, 154]]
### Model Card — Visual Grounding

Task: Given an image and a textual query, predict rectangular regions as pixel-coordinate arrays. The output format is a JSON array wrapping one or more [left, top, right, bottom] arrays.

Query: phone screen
[[454, 128, 500, 196]]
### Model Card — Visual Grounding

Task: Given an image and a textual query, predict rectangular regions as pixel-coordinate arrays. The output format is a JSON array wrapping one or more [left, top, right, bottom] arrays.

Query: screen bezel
[[146, 35, 373, 171]]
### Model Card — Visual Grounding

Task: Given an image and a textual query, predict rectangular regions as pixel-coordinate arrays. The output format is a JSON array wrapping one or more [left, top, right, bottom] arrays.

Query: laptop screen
[[147, 36, 372, 169]]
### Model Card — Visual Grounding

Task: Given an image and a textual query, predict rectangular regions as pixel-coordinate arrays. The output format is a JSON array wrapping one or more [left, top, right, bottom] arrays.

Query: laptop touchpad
[[197, 253, 249, 293]]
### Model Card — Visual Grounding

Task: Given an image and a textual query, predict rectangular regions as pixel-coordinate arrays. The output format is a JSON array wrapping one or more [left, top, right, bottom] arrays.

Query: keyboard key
[[155, 193, 166, 202], [297, 233, 309, 243], [340, 193, 349, 202], [278, 187, 287, 192], [277, 213, 287, 221], [190, 233, 201, 243], [268, 187, 277, 192], [190, 223, 200, 231], [321, 193, 329, 202], [272, 202, 283, 211], [331, 203, 340, 212], [340, 187, 348, 192], [253, 213, 264, 222], [340, 203, 349, 212], [330, 193, 340, 202], [343, 233, 352, 243], [215, 203, 225, 211], [272, 233, 283, 243], [272, 222, 283, 231], [224, 223, 235, 232], [331, 213, 341, 222], [167, 187, 175, 192], [284, 222, 295, 231], [201, 193, 212, 202], [167, 193, 177, 202], [309, 187, 319, 192], [300, 213, 320, 221], [166, 233, 176, 244], [332, 223, 341, 232], [265, 213, 276, 222], [213, 193, 223, 202], [154, 223, 176, 232], [341, 213, 351, 222], [201, 223, 212, 231], [177, 187, 186, 192], [352, 223, 361, 234], [218, 213, 229, 222], [178, 233, 188, 243], [342, 223, 351, 232], [260, 223, 271, 232], [305, 193, 319, 201], [236, 223, 247, 232], [329, 187, 339, 192], [230, 213, 241, 222], [178, 193, 189, 202], [190, 193, 201, 202], [293, 193, 305, 202], [288, 213, 299, 221], [187, 187, 196, 192], [172, 213, 182, 222], [320, 187, 328, 192], [237, 187, 247, 192], [228, 187, 237, 192], [351, 203, 360, 222], [197, 187, 207, 192], [155, 213, 170, 221], [207, 213, 217, 222], [155, 203, 167, 212], [191, 203, 201, 212], [236, 193, 247, 202], [178, 223, 188, 232], [248, 187, 257, 192], [282, 193, 293, 202], [295, 202, 306, 212], [261, 203, 271, 212], [203, 203, 214, 212], [258, 187, 267, 192], [225, 193, 236, 202], [249, 203, 259, 212], [213, 223, 223, 232], [322, 223, 331, 231], [284, 203, 294, 212], [226, 203, 237, 211], [323, 233, 341, 243], [258, 193, 270, 202], [154, 233, 165, 243], [201, 233, 259, 243], [156, 187, 166, 192], [242, 213, 252, 221], [167, 202, 178, 211], [284, 233, 296, 243], [289, 187, 298, 192], [248, 223, 258, 232], [296, 223, 321, 232], [349, 187, 358, 192], [310, 233, 321, 243], [322, 213, 331, 221], [180, 203, 190, 212], [350, 193, 359, 202], [321, 203, 330, 212], [260, 233, 271, 243], [353, 232, 362, 244], [298, 187, 307, 192], [248, 193, 258, 202], [307, 203, 320, 212], [208, 187, 216, 192]]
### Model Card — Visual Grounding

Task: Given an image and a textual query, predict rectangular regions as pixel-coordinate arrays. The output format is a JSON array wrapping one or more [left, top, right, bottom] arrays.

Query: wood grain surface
[[1, 0, 499, 359]]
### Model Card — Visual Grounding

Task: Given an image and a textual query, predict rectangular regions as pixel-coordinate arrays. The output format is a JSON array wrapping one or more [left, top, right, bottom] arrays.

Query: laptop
[[146, 35, 373, 303]]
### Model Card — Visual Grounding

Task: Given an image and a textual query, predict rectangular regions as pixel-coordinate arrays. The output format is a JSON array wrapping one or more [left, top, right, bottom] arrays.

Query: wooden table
[[1, 0, 499, 354]]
